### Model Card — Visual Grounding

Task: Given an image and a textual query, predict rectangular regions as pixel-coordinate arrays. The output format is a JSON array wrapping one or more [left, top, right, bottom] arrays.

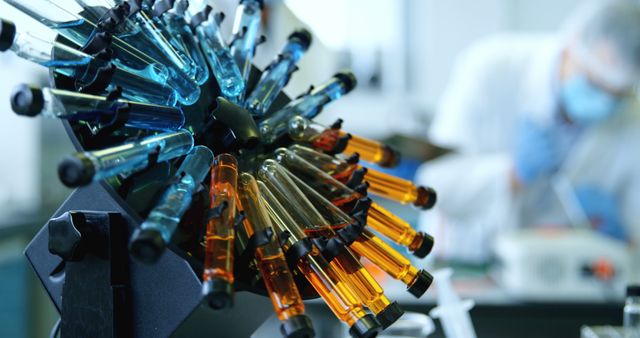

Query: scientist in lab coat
[[416, 0, 640, 263]]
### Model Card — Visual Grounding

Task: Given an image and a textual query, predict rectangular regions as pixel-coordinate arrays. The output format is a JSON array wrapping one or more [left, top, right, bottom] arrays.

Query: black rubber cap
[[288, 28, 312, 51], [0, 19, 16, 51], [411, 232, 434, 259], [280, 314, 315, 338], [334, 71, 357, 94], [58, 153, 96, 188], [414, 186, 437, 210], [348, 314, 381, 338], [379, 145, 401, 168], [202, 278, 234, 310], [628, 285, 640, 297], [375, 301, 404, 329], [407, 269, 434, 298], [11, 84, 44, 117], [129, 228, 166, 264]]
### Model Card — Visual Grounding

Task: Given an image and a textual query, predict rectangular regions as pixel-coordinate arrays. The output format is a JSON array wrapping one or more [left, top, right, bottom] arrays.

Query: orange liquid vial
[[340, 132, 399, 168], [367, 202, 433, 258], [202, 153, 238, 309], [363, 167, 436, 210]]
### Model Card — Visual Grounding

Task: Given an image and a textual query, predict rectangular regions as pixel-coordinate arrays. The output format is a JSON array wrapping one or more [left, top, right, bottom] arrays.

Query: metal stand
[[25, 182, 272, 338]]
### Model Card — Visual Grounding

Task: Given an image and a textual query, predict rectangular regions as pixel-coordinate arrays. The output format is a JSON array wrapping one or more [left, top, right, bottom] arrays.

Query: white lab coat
[[416, 34, 640, 264]]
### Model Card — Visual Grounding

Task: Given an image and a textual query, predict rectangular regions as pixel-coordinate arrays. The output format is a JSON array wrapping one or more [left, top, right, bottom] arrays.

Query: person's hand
[[575, 186, 627, 241], [513, 118, 560, 184]]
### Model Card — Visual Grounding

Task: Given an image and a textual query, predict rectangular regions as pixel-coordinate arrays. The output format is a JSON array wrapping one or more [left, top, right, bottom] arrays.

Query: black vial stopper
[[129, 228, 166, 264], [280, 314, 315, 338], [288, 28, 312, 51], [0, 19, 16, 51], [411, 232, 434, 259], [375, 301, 404, 329], [11, 84, 44, 117], [202, 278, 234, 310], [414, 186, 437, 210], [58, 153, 96, 188], [348, 314, 381, 338], [334, 71, 358, 94], [407, 269, 434, 298]]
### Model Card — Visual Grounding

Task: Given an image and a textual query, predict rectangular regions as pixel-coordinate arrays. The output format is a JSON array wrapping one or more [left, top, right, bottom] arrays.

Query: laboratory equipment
[[494, 228, 632, 301], [0, 18, 179, 105], [429, 268, 477, 338], [289, 144, 436, 209], [8, 2, 440, 336], [237, 173, 315, 338], [229, 0, 263, 91], [288, 116, 401, 167], [129, 146, 214, 262], [57, 129, 194, 187], [381, 312, 435, 338], [11, 84, 184, 131], [259, 72, 357, 143], [245, 29, 312, 116], [196, 11, 245, 102], [203, 153, 239, 309], [625, 285, 640, 338]]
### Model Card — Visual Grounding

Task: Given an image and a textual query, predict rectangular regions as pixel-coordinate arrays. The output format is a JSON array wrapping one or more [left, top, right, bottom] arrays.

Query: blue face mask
[[560, 74, 621, 125]]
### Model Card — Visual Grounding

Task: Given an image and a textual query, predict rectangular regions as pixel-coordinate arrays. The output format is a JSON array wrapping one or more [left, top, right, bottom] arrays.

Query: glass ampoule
[[237, 173, 315, 338], [257, 181, 382, 338], [130, 146, 214, 262], [258, 71, 357, 144], [245, 29, 312, 117], [196, 12, 245, 102], [57, 129, 194, 187], [274, 148, 434, 258], [11, 85, 184, 131], [203, 154, 238, 310], [229, 0, 262, 89]]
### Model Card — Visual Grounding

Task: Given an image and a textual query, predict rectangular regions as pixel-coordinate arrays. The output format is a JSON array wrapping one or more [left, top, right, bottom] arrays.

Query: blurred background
[[0, 0, 634, 337]]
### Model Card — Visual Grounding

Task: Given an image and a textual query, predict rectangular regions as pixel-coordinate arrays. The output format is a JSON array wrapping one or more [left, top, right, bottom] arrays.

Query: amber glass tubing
[[276, 148, 426, 251], [339, 131, 399, 168], [257, 180, 370, 327], [256, 161, 392, 316], [203, 154, 238, 287], [237, 173, 306, 321]]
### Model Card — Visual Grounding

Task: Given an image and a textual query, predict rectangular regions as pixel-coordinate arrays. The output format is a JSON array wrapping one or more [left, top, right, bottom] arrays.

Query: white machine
[[494, 228, 632, 301]]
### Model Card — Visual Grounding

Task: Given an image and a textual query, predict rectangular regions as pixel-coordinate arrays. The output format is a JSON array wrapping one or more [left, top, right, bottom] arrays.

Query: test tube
[[274, 148, 434, 258], [258, 72, 357, 144], [288, 116, 400, 168], [258, 160, 402, 328], [258, 181, 382, 338], [245, 29, 312, 116], [3, 0, 169, 84], [11, 85, 184, 131], [0, 20, 178, 106], [289, 145, 437, 210], [196, 12, 245, 102], [202, 153, 238, 309], [229, 0, 262, 86], [237, 173, 315, 338], [57, 129, 194, 187], [154, 0, 209, 85], [129, 146, 214, 262]]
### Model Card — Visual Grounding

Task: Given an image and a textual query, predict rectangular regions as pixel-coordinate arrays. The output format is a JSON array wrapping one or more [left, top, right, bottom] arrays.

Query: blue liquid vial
[[245, 29, 311, 116], [196, 12, 245, 102], [229, 0, 262, 86], [132, 146, 214, 261], [155, 0, 210, 85], [56, 129, 194, 187], [258, 71, 357, 144], [10, 85, 185, 131]]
